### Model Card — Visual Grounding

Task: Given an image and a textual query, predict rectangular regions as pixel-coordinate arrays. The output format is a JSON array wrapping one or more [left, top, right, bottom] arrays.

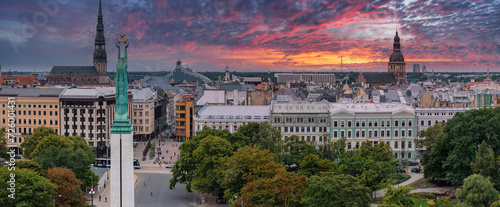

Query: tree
[[170, 128, 248, 192], [442, 108, 500, 186], [0, 128, 7, 157], [456, 174, 499, 207], [47, 167, 85, 207], [237, 122, 284, 160], [16, 160, 45, 176], [34, 145, 97, 189], [20, 126, 58, 159], [379, 185, 415, 207], [491, 195, 500, 207], [220, 146, 286, 200], [471, 141, 500, 189], [418, 123, 450, 182], [191, 135, 233, 199], [242, 171, 307, 207], [300, 173, 371, 207], [284, 135, 317, 166], [299, 154, 335, 177], [0, 167, 57, 206], [339, 141, 396, 197], [318, 136, 346, 162]]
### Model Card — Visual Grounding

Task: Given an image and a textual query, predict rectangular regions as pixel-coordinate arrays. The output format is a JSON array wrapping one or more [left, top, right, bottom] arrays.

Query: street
[[135, 173, 198, 207]]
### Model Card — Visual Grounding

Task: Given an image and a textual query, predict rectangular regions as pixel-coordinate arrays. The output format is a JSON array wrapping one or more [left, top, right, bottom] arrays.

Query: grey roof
[[220, 83, 255, 91], [0, 88, 65, 97], [362, 72, 396, 83], [49, 66, 99, 76], [165, 61, 211, 83], [144, 76, 182, 93]]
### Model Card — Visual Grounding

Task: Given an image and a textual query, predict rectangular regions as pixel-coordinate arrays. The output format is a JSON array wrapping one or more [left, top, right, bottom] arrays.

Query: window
[[381, 120, 385, 127], [394, 141, 398, 148], [408, 141, 412, 148], [362, 121, 366, 127], [421, 120, 424, 126], [355, 142, 360, 149], [306, 127, 310, 132], [401, 130, 405, 137], [348, 121, 352, 127], [387, 130, 390, 137], [312, 127, 316, 132], [284, 127, 288, 132], [386, 120, 391, 127], [368, 121, 372, 127], [348, 130, 352, 138], [347, 142, 351, 149], [340, 121, 345, 127], [301, 127, 305, 132], [374, 121, 378, 127], [395, 120, 399, 127], [401, 141, 405, 149], [356, 121, 360, 127], [395, 130, 399, 137], [381, 130, 385, 137], [428, 120, 431, 126], [368, 131, 372, 137], [408, 120, 412, 127], [333, 121, 338, 127], [374, 130, 378, 137], [361, 130, 365, 137], [356, 130, 360, 137], [408, 152, 412, 159], [402, 120, 405, 127], [340, 130, 345, 138], [408, 130, 412, 137], [334, 131, 338, 138]]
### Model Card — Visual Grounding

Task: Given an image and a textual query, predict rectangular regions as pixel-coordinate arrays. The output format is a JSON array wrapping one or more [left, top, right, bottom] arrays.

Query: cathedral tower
[[388, 31, 406, 84], [93, 0, 107, 75]]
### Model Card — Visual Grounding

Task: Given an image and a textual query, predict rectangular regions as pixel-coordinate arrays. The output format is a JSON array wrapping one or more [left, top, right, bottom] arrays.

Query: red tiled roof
[[0, 75, 39, 86]]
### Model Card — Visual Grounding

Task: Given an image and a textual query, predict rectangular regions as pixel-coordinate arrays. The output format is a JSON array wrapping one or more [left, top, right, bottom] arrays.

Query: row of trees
[[169, 122, 399, 206], [419, 107, 500, 188], [0, 126, 96, 206]]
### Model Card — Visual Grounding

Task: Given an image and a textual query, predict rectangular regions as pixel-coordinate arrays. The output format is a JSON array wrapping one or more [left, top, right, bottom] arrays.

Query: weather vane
[[117, 33, 128, 44]]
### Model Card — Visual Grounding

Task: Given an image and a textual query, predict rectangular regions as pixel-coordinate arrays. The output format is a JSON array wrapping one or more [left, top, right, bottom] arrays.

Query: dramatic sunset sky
[[0, 0, 498, 72]]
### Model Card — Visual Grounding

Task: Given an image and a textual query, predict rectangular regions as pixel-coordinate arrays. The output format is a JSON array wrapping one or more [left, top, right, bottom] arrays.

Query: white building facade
[[330, 103, 417, 161], [193, 105, 271, 134]]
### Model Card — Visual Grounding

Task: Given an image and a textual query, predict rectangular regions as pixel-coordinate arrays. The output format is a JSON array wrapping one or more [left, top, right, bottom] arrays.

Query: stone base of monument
[[110, 132, 135, 207]]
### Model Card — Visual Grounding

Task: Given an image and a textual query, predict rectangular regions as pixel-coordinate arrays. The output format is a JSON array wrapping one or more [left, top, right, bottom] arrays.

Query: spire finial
[[99, 0, 103, 16]]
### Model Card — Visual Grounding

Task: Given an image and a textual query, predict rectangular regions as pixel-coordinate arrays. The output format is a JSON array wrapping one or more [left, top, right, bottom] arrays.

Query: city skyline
[[0, 0, 498, 72]]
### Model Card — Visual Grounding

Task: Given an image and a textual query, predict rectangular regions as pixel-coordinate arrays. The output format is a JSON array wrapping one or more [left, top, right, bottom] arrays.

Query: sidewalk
[[374, 172, 424, 198]]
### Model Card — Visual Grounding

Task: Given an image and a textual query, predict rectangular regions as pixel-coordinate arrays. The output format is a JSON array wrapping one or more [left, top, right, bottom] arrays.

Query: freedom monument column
[[110, 33, 134, 207]]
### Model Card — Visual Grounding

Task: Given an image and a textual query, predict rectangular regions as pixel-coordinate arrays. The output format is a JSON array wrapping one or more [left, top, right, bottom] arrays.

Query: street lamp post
[[53, 194, 61, 206], [90, 167, 95, 207]]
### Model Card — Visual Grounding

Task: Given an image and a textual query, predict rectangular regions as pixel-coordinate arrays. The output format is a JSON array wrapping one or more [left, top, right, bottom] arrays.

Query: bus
[[133, 159, 141, 169], [93, 158, 110, 168], [93, 158, 140, 169]]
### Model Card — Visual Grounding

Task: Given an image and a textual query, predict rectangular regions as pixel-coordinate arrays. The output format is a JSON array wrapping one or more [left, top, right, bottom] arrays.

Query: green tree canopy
[[191, 135, 233, 199], [169, 128, 249, 192], [471, 141, 500, 189], [456, 174, 499, 207], [418, 123, 450, 182], [378, 185, 415, 207], [299, 154, 335, 177], [0, 167, 57, 207], [420, 108, 500, 186], [16, 160, 45, 176], [284, 135, 317, 166], [242, 171, 307, 207], [300, 173, 371, 207], [0, 128, 7, 157], [237, 122, 284, 161], [20, 126, 58, 159], [220, 146, 286, 200]]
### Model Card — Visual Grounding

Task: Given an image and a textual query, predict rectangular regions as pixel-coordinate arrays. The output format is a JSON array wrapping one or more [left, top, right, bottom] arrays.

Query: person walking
[[150, 189, 153, 196], [144, 181, 146, 186], [99, 195, 101, 201], [105, 195, 107, 202]]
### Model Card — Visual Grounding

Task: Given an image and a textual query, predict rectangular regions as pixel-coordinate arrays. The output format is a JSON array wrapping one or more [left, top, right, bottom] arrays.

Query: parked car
[[411, 168, 422, 173], [397, 168, 407, 173], [165, 164, 175, 168]]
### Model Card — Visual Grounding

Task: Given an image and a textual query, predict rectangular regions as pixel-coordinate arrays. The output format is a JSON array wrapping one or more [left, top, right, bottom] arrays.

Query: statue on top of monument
[[115, 33, 129, 121]]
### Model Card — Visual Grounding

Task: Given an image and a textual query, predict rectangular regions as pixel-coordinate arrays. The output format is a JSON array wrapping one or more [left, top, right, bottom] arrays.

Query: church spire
[[94, 0, 107, 74]]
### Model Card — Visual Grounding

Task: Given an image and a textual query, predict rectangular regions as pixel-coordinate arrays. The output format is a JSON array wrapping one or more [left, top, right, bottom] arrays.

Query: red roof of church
[[0, 75, 39, 86], [463, 82, 493, 90]]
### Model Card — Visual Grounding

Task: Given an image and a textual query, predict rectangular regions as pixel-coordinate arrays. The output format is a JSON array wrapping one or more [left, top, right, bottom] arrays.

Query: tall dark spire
[[94, 0, 107, 74]]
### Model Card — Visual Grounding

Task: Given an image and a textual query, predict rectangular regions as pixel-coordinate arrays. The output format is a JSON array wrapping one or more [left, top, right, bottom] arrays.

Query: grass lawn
[[412, 198, 431, 207], [408, 178, 440, 189]]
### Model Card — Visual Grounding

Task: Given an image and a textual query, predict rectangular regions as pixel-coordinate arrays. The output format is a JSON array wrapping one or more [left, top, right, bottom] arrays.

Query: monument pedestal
[[110, 131, 134, 207]]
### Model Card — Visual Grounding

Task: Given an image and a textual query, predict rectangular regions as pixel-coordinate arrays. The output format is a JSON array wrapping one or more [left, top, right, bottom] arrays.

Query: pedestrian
[[144, 181, 146, 186], [105, 195, 107, 202], [151, 189, 153, 196], [99, 195, 101, 201]]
